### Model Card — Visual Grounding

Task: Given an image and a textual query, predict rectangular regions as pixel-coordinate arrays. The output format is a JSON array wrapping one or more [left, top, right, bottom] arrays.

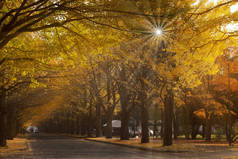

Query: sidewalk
[[85, 137, 238, 153]]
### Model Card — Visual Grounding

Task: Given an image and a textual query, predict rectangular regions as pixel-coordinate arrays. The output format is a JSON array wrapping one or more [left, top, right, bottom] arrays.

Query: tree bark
[[119, 64, 130, 140], [76, 117, 80, 135], [141, 106, 149, 143], [87, 97, 93, 137], [173, 111, 179, 140], [160, 107, 164, 139], [95, 97, 103, 137], [163, 89, 173, 146], [105, 111, 113, 138], [0, 94, 7, 147], [184, 106, 190, 139], [120, 111, 130, 140], [7, 106, 17, 140], [205, 116, 212, 141], [225, 117, 233, 146], [191, 124, 199, 139], [201, 124, 205, 139]]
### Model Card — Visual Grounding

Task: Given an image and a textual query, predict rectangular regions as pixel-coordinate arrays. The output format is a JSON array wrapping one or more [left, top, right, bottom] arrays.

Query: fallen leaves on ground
[[87, 137, 238, 152], [0, 138, 27, 154]]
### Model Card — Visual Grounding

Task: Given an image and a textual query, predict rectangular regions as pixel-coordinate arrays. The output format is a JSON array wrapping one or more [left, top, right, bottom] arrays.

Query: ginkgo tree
[[0, 0, 127, 146], [100, 0, 238, 146], [209, 47, 238, 145], [2, 0, 238, 147]]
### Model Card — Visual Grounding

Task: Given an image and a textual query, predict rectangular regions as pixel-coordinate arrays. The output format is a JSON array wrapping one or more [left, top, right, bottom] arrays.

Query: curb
[[84, 138, 189, 153]]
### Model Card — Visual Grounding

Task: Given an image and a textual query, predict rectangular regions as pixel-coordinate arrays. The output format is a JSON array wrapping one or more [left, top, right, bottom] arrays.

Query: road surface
[[1, 134, 238, 159]]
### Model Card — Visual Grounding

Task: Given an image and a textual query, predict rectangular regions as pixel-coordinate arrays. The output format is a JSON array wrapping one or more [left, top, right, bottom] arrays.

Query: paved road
[[1, 134, 238, 159]]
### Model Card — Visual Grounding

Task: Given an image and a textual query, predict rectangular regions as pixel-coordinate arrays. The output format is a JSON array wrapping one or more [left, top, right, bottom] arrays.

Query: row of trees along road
[[1, 0, 238, 147]]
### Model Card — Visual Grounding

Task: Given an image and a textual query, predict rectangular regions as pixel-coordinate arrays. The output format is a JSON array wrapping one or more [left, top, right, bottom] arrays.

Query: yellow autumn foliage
[[22, 96, 64, 126]]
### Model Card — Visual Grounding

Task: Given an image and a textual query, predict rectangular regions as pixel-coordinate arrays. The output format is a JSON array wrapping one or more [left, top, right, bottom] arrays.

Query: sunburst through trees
[[1, 0, 238, 151]]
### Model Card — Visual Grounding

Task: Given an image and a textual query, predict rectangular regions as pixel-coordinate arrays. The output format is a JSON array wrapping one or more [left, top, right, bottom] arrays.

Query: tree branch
[[191, 1, 233, 16]]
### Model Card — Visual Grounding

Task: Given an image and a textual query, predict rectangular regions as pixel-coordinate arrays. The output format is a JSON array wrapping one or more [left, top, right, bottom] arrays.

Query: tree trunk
[[87, 97, 93, 137], [75, 117, 80, 135], [80, 119, 87, 136], [105, 71, 114, 139], [70, 112, 74, 134], [0, 94, 7, 147], [202, 124, 205, 139], [138, 67, 150, 144], [160, 107, 164, 139], [141, 106, 149, 143], [105, 112, 113, 138], [0, 113, 7, 146], [185, 131, 190, 139], [205, 117, 212, 141], [225, 117, 233, 146], [120, 111, 130, 140], [119, 64, 130, 140], [191, 124, 199, 139], [173, 109, 178, 140], [7, 107, 17, 140], [163, 89, 173, 146], [96, 97, 102, 137], [184, 106, 190, 140], [153, 120, 158, 139]]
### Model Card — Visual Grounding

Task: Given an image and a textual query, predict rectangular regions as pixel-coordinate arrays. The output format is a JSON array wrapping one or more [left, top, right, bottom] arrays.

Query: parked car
[[26, 126, 39, 136], [33, 127, 39, 135], [129, 128, 154, 138]]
